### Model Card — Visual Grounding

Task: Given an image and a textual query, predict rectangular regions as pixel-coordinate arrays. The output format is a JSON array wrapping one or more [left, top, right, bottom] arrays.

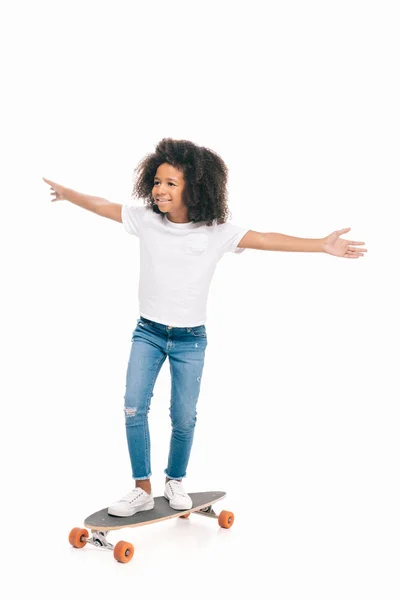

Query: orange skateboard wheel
[[114, 540, 134, 563], [69, 528, 88, 548], [179, 512, 191, 519], [218, 510, 234, 529]]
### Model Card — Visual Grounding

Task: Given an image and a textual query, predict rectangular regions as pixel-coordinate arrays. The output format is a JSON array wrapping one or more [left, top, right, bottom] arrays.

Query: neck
[[166, 214, 190, 224]]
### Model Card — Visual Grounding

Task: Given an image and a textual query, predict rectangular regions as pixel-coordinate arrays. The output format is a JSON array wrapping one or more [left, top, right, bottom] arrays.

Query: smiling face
[[152, 163, 189, 223]]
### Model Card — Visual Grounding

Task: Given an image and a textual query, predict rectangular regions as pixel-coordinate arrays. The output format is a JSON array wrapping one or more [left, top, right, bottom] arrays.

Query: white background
[[1, 0, 399, 598]]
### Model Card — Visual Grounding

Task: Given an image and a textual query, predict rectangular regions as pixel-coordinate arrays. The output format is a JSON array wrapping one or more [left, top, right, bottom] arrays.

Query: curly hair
[[131, 138, 232, 226]]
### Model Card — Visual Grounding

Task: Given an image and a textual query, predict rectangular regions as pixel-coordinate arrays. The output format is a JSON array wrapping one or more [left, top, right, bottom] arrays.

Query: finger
[[43, 177, 57, 187], [349, 246, 367, 252], [348, 241, 366, 245], [337, 227, 351, 235]]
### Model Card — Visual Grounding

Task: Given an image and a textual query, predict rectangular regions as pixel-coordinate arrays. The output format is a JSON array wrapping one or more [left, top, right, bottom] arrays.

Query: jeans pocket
[[132, 319, 149, 340], [190, 326, 207, 338]]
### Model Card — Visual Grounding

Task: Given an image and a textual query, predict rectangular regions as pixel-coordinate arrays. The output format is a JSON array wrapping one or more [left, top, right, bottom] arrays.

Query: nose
[[156, 185, 170, 198]]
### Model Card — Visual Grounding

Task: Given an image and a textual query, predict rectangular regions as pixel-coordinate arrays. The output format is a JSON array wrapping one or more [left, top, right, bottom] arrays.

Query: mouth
[[156, 199, 171, 204]]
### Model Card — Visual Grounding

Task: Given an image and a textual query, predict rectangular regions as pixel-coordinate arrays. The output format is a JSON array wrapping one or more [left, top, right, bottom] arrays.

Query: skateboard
[[69, 491, 234, 563]]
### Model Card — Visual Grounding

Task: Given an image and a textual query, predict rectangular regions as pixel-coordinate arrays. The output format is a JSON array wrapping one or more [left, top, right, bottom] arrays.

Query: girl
[[43, 138, 367, 517]]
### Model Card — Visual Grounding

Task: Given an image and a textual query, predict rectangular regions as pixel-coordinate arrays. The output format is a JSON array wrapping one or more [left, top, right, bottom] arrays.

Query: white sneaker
[[108, 487, 155, 517], [164, 480, 193, 510]]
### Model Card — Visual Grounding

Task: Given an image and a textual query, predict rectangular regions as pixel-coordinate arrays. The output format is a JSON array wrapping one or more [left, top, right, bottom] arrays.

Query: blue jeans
[[124, 316, 208, 480]]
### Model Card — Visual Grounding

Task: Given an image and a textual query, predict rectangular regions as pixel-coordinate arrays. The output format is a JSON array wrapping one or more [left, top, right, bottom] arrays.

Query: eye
[[153, 182, 175, 186]]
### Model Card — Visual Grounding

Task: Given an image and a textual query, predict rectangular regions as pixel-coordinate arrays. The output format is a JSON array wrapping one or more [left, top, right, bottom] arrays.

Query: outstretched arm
[[238, 228, 367, 258], [43, 177, 122, 223]]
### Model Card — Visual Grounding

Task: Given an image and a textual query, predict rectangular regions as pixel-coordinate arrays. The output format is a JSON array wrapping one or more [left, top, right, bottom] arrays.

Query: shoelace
[[122, 489, 145, 503], [168, 481, 188, 497]]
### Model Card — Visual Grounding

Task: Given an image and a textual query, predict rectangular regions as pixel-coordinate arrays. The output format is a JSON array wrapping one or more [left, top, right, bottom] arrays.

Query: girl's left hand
[[322, 228, 368, 258]]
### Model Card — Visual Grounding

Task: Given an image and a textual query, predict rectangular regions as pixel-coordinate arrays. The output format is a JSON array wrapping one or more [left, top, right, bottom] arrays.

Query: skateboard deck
[[69, 490, 234, 563]]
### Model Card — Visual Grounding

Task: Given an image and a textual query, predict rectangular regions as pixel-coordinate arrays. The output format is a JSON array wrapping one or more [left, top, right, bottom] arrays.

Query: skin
[[152, 163, 190, 223]]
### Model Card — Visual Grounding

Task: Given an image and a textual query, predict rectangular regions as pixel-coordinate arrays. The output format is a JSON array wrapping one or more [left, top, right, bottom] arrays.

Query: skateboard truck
[[197, 505, 218, 519], [87, 530, 114, 550]]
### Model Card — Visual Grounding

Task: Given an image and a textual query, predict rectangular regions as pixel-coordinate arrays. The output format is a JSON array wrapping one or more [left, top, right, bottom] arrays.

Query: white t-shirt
[[121, 204, 250, 327]]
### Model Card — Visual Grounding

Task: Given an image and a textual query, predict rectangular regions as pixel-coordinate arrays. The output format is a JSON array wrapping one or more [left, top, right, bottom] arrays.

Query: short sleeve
[[121, 204, 146, 237], [216, 222, 250, 254]]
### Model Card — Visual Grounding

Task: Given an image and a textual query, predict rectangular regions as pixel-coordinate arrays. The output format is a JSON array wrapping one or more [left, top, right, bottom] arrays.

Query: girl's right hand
[[42, 177, 67, 202]]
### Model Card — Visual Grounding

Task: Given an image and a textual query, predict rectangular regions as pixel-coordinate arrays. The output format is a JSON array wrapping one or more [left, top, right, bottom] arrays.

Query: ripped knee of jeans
[[124, 407, 137, 418]]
